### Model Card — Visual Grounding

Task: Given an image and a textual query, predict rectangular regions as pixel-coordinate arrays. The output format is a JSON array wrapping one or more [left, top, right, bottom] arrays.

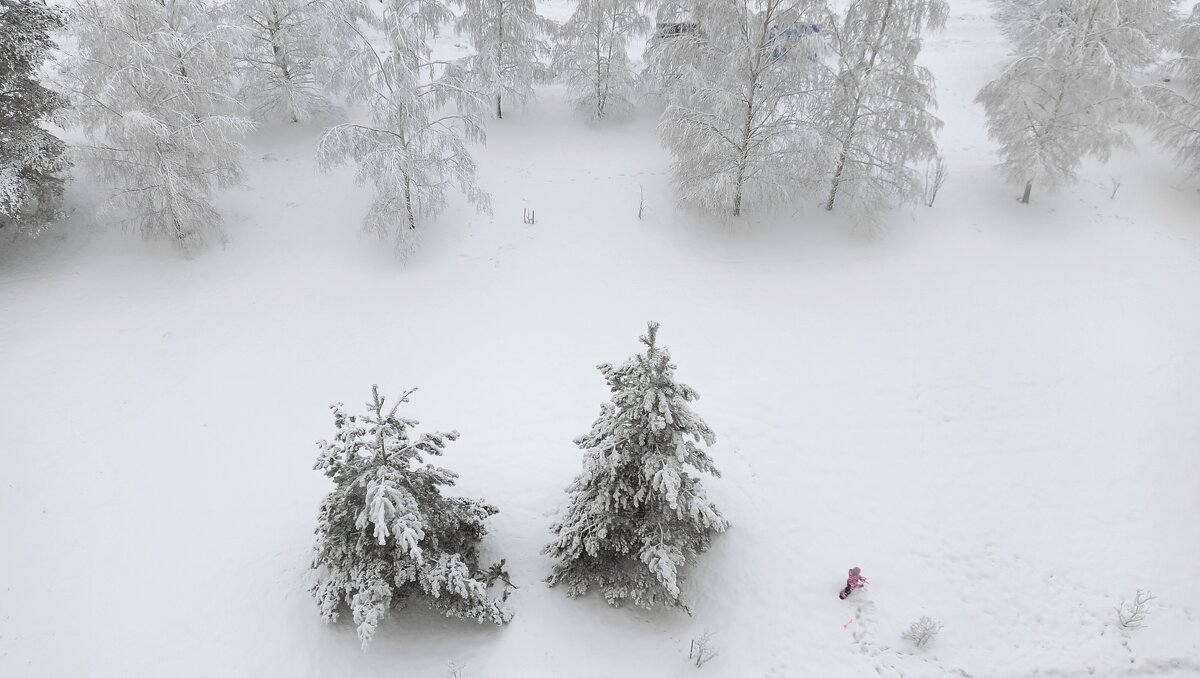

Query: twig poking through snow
[[1117, 589, 1155, 629], [689, 630, 719, 668], [924, 155, 948, 207]]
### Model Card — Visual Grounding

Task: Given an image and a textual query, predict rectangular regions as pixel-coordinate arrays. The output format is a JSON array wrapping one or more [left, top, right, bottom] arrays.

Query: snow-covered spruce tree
[[230, 0, 368, 123], [975, 0, 1176, 204], [1144, 5, 1200, 174], [552, 0, 646, 120], [311, 385, 513, 647], [545, 322, 729, 610], [820, 0, 946, 215], [0, 0, 71, 237], [454, 0, 554, 119], [656, 0, 832, 216], [59, 0, 253, 250], [317, 0, 490, 258]]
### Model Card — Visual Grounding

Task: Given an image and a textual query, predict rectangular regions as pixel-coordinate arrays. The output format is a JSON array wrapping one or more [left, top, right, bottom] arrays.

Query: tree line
[[2, 0, 1199, 254]]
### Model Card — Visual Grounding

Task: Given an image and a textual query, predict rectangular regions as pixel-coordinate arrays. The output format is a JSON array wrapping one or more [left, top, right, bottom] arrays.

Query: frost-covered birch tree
[[454, 0, 554, 119], [231, 0, 367, 122], [1145, 5, 1200, 174], [820, 0, 946, 214], [317, 0, 490, 258], [545, 322, 729, 610], [975, 0, 1176, 203], [640, 0, 706, 105], [59, 0, 253, 250], [995, 0, 1176, 72], [311, 386, 513, 647], [656, 0, 831, 216], [1, 0, 71, 237], [552, 0, 646, 120]]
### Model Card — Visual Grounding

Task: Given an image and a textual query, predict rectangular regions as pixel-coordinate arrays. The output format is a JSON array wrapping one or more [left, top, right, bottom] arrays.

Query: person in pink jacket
[[839, 567, 867, 599]]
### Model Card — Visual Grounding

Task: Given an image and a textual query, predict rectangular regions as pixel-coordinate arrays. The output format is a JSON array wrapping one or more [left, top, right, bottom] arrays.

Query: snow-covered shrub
[[689, 630, 719, 667], [0, 0, 71, 238], [923, 155, 948, 207], [310, 385, 512, 647], [902, 615, 942, 648], [545, 322, 729, 610], [1117, 589, 1155, 629]]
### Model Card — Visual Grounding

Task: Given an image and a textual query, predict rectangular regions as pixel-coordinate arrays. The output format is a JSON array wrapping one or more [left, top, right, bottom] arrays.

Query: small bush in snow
[[902, 615, 942, 648], [924, 155, 948, 208], [1117, 589, 1156, 629], [310, 385, 512, 647], [689, 630, 719, 668], [545, 321, 729, 610]]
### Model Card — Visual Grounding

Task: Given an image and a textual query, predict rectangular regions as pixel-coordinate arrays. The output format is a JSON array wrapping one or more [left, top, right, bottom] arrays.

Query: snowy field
[[3, 0, 1200, 676]]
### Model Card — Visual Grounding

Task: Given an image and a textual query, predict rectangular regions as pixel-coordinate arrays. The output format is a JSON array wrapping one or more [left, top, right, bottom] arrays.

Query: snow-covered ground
[[3, 1, 1200, 676]]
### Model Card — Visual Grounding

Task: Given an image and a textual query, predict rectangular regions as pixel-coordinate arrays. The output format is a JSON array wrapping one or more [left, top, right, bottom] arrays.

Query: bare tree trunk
[[731, 5, 772, 217], [403, 176, 416, 230], [269, 3, 299, 122], [398, 116, 416, 230], [825, 152, 847, 210], [496, 1, 504, 119], [1020, 180, 1032, 204]]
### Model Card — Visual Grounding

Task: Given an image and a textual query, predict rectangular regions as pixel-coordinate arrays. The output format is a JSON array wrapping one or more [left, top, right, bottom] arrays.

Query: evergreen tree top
[[315, 385, 462, 491], [591, 321, 716, 450]]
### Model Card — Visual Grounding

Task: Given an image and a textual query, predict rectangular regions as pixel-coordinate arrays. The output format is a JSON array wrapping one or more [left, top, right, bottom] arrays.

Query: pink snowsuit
[[839, 567, 867, 600]]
